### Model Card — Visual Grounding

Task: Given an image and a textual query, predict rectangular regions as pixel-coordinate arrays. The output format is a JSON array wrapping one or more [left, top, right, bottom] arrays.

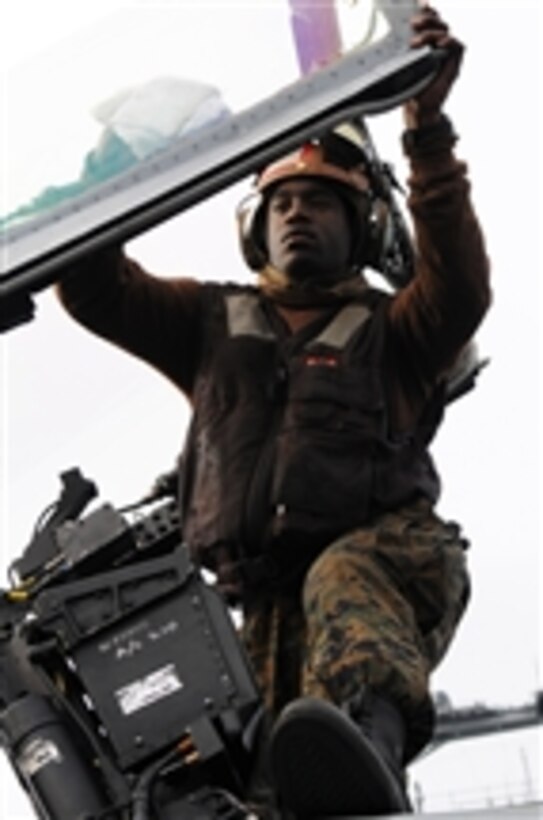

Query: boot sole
[[271, 698, 410, 817]]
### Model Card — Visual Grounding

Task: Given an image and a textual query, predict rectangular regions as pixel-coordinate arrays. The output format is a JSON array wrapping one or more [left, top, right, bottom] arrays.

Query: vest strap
[[226, 293, 275, 339], [226, 291, 372, 350], [307, 303, 372, 350]]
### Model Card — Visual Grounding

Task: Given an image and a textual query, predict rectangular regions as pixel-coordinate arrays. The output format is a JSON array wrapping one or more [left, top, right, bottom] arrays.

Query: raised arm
[[389, 5, 491, 386], [57, 247, 204, 397]]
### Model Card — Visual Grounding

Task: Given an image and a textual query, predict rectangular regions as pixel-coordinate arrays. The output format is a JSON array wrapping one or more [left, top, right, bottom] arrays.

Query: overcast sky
[[1, 1, 541, 815]]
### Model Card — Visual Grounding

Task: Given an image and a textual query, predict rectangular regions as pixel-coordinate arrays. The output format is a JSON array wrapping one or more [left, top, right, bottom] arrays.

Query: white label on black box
[[115, 664, 183, 715]]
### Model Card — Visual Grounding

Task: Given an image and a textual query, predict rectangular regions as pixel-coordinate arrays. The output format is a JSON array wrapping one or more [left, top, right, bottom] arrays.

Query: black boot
[[270, 693, 411, 817]]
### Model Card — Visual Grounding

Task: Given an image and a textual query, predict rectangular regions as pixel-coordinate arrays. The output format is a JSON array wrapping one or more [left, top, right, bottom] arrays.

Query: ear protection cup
[[236, 192, 268, 272], [364, 195, 414, 288]]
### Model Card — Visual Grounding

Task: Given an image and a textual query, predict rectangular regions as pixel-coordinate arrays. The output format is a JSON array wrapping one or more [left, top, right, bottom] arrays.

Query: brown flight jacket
[[57, 125, 491, 576]]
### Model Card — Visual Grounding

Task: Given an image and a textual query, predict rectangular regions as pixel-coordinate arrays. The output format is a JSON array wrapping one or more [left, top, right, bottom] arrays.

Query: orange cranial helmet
[[256, 140, 371, 196], [237, 125, 375, 272]]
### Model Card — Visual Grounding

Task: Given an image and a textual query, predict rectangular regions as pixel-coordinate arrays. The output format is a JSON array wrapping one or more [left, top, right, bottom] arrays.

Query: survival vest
[[180, 284, 442, 572]]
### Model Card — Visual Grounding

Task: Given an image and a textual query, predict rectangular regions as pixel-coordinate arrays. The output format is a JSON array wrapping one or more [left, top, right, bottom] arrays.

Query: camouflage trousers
[[241, 498, 470, 762]]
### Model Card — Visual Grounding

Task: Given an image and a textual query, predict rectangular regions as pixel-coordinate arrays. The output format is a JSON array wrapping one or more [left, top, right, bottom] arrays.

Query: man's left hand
[[404, 3, 465, 129]]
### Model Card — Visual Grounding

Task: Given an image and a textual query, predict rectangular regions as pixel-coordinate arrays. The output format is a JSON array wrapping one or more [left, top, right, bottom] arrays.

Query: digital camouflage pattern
[[242, 498, 470, 763]]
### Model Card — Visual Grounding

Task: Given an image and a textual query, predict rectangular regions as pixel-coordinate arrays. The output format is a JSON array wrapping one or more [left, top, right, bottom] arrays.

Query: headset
[[236, 119, 415, 290]]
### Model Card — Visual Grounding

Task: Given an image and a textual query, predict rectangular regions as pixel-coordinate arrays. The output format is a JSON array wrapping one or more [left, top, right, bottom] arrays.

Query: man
[[57, 5, 490, 816]]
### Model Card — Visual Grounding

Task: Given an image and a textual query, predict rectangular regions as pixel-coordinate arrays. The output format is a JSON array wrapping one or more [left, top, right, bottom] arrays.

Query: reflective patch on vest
[[225, 293, 275, 339], [303, 353, 339, 368], [307, 303, 372, 350]]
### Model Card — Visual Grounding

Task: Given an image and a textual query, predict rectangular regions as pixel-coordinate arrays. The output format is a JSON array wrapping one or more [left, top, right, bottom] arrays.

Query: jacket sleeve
[[388, 118, 492, 396], [56, 247, 204, 397]]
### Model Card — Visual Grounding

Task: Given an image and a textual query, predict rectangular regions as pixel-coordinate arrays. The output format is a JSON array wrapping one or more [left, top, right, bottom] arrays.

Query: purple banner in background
[[288, 0, 342, 75]]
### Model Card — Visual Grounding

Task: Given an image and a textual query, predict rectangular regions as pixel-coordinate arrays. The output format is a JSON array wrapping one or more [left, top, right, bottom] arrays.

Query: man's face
[[264, 178, 353, 283]]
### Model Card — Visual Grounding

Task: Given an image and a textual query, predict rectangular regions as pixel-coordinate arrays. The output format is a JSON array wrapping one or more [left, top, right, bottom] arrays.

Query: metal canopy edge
[[1, 1, 441, 331]]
